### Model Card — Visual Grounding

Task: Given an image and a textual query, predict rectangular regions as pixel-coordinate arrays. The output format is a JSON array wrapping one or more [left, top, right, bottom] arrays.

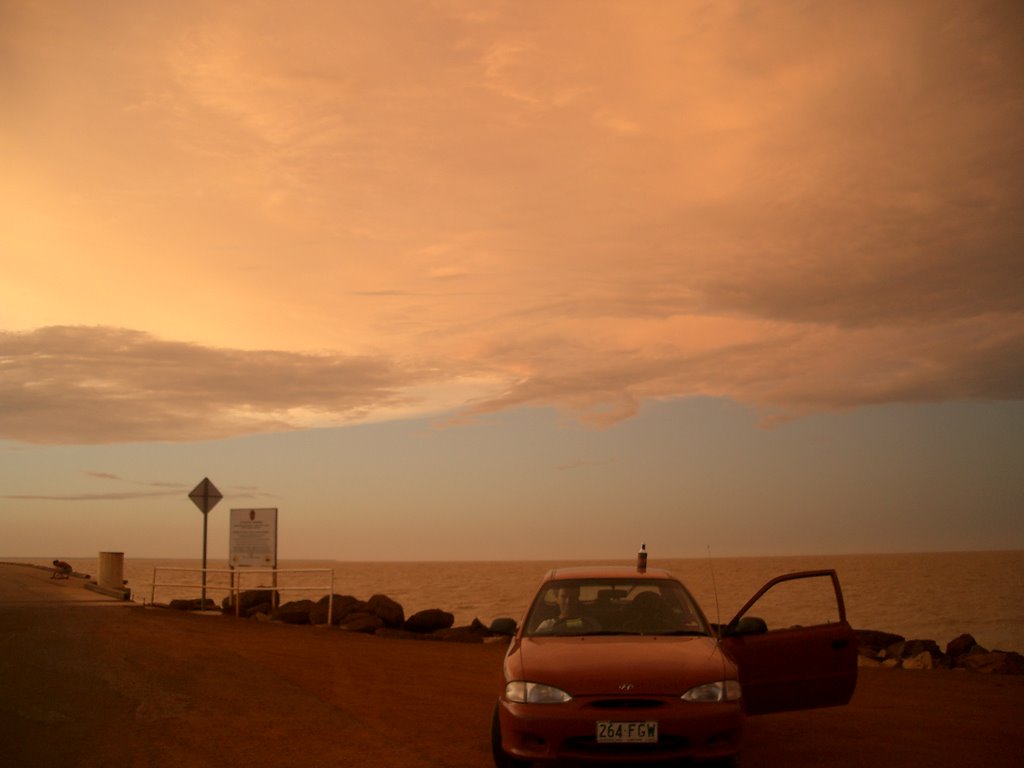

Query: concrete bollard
[[98, 551, 125, 591]]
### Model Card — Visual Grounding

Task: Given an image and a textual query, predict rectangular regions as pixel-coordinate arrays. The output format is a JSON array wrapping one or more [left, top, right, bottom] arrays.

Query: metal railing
[[148, 567, 336, 624]]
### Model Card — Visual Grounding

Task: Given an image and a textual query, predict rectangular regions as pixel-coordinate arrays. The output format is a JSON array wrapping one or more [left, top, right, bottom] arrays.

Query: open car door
[[719, 569, 857, 715]]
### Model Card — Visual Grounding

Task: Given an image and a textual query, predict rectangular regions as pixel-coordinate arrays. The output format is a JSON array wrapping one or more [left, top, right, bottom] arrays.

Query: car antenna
[[707, 545, 731, 686], [707, 544, 722, 639]]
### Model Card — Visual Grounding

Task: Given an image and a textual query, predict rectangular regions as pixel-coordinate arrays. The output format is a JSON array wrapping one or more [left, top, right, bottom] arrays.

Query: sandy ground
[[1, 563, 1022, 768]]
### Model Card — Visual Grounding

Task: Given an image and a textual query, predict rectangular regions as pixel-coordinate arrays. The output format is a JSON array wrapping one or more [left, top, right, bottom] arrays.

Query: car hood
[[516, 635, 735, 697]]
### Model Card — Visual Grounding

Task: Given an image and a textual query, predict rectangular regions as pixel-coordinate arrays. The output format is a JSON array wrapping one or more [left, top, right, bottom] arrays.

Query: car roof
[[541, 565, 678, 582]]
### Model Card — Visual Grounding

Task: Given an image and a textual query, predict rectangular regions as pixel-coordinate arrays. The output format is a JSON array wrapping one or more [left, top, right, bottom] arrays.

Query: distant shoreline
[[4, 548, 1023, 562]]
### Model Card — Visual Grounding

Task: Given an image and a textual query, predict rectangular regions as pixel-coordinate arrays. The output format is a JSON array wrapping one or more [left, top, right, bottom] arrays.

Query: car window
[[524, 578, 710, 637], [732, 572, 844, 631]]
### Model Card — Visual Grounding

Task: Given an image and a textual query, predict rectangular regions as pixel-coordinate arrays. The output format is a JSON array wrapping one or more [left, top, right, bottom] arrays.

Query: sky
[[1, 0, 1022, 561]]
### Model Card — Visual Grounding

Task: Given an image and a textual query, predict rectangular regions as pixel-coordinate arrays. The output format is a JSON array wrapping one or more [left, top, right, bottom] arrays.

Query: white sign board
[[229, 508, 278, 568]]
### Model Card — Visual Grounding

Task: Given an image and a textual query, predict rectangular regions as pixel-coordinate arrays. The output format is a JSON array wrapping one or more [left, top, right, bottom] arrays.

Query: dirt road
[[1, 564, 1021, 767]]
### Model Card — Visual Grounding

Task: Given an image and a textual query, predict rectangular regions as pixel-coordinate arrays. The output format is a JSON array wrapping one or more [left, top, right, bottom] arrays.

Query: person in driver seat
[[536, 584, 590, 632]]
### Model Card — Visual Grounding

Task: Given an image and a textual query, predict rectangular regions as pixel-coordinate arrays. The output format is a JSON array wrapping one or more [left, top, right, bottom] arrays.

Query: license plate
[[596, 721, 658, 744]]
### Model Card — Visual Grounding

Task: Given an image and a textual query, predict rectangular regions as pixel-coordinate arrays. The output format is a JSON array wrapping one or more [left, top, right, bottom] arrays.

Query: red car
[[493, 564, 857, 766]]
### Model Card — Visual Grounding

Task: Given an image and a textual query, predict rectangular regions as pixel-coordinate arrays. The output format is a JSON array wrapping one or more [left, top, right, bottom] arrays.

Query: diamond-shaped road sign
[[189, 477, 223, 514]]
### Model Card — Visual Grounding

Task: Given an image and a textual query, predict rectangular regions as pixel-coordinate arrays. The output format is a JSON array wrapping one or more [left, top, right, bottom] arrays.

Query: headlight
[[681, 680, 742, 702], [505, 681, 573, 704]]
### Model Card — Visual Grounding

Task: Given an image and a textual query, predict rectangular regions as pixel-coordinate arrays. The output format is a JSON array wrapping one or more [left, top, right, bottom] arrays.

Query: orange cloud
[[1, 2, 1021, 444]]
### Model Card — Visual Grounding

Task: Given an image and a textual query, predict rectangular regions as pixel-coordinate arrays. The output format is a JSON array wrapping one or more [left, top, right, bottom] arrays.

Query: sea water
[[8, 551, 1022, 653]]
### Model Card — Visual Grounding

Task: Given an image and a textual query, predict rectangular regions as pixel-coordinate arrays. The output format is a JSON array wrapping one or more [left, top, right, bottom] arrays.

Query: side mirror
[[725, 616, 768, 637]]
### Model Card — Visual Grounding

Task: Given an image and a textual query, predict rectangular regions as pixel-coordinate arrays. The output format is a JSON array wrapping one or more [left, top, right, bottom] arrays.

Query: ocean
[[7, 551, 1022, 654]]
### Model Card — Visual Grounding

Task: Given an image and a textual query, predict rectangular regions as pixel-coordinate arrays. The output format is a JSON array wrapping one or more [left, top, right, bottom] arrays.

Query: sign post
[[188, 477, 223, 606]]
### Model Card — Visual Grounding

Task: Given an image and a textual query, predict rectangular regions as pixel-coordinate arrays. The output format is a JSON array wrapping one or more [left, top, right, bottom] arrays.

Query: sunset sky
[[2, 1, 1022, 561]]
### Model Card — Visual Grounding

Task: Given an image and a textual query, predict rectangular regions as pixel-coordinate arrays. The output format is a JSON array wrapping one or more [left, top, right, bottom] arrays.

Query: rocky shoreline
[[164, 587, 1024, 674], [855, 629, 1024, 674], [167, 589, 517, 643]]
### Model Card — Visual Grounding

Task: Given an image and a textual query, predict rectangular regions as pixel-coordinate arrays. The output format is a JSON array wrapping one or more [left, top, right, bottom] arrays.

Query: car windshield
[[523, 578, 711, 637]]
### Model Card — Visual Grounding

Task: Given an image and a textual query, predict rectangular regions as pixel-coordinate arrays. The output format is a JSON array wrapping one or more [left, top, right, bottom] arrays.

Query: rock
[[946, 633, 987, 660], [855, 629, 905, 657], [857, 655, 885, 668], [957, 651, 1024, 675], [308, 603, 329, 625], [936, 654, 955, 670], [222, 589, 276, 617], [339, 611, 384, 634], [168, 598, 218, 611], [367, 594, 405, 629], [309, 595, 365, 626], [902, 651, 936, 670], [404, 609, 455, 634], [247, 601, 273, 618], [489, 617, 518, 635], [886, 638, 941, 660], [272, 599, 317, 625], [433, 620, 492, 644]]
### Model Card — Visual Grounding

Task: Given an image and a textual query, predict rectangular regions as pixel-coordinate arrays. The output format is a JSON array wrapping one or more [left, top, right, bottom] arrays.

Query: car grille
[[586, 698, 665, 709]]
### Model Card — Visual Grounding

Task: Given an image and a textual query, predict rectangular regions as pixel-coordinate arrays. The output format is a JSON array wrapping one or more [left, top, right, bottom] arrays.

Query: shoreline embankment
[[8, 550, 1023, 652], [4, 558, 1022, 671], [1, 563, 1023, 768]]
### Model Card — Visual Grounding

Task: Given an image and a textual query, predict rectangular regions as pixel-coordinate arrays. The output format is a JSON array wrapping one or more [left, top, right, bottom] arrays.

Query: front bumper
[[497, 695, 743, 764]]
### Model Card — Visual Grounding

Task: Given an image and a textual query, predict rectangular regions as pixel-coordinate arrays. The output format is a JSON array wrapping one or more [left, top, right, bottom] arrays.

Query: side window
[[735, 573, 843, 632]]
